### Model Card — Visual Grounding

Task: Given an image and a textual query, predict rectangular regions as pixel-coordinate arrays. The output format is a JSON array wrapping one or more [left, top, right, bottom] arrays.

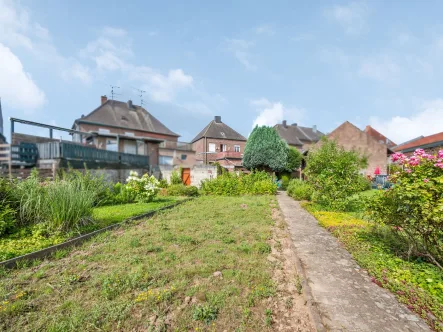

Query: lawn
[[0, 197, 182, 262], [303, 202, 443, 331], [0, 196, 312, 331]]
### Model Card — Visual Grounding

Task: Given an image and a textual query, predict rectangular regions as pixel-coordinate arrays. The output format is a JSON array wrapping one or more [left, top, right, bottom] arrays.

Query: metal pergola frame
[[9, 117, 92, 143]]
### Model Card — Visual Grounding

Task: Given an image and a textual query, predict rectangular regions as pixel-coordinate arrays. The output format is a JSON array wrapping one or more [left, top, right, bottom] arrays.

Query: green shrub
[[167, 184, 199, 197], [0, 205, 16, 236], [200, 171, 277, 196], [305, 138, 368, 211], [287, 179, 313, 201], [170, 169, 183, 185], [280, 174, 290, 190], [126, 171, 160, 203], [15, 170, 47, 225], [158, 179, 168, 188], [368, 149, 443, 268]]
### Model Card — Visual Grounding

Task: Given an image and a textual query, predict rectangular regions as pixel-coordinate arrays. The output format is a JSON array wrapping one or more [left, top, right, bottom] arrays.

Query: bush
[[286, 147, 303, 172], [305, 138, 368, 211], [368, 149, 443, 269], [0, 205, 16, 236], [158, 179, 169, 188], [170, 169, 183, 185], [166, 184, 199, 197], [0, 178, 19, 236], [287, 179, 313, 201], [279, 174, 291, 190], [126, 171, 160, 202], [200, 171, 277, 196]]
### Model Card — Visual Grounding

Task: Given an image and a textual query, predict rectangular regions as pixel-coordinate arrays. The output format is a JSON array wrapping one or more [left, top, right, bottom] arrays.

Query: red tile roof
[[394, 131, 443, 152], [364, 125, 396, 148]]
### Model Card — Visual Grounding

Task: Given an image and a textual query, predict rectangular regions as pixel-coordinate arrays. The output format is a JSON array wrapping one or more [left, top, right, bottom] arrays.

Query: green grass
[[0, 197, 182, 262], [0, 196, 280, 331], [303, 202, 443, 331]]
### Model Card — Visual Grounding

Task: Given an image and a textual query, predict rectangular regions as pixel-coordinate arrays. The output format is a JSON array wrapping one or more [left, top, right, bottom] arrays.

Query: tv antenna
[[110, 85, 121, 100], [132, 87, 146, 107]]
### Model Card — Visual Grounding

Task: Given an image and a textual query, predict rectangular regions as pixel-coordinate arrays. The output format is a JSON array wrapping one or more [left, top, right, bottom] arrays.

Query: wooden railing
[[36, 142, 148, 167]]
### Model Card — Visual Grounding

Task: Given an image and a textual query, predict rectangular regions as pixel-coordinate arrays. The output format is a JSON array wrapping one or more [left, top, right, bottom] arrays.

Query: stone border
[[0, 198, 192, 269]]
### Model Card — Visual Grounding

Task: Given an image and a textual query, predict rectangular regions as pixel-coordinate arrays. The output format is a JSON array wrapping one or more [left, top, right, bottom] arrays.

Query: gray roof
[[74, 100, 179, 137], [191, 118, 247, 143], [274, 124, 324, 146]]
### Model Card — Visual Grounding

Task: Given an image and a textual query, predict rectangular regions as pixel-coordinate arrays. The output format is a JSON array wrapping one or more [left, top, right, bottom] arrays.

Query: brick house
[[72, 96, 195, 167], [326, 121, 394, 175], [274, 121, 324, 151], [191, 116, 247, 170], [394, 132, 443, 154], [364, 125, 396, 148]]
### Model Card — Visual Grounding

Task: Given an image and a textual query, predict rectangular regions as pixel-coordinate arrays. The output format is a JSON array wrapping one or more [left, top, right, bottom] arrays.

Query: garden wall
[[159, 165, 217, 187]]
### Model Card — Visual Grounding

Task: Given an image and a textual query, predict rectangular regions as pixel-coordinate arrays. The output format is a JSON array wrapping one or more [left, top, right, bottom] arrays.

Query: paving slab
[[277, 192, 430, 332]]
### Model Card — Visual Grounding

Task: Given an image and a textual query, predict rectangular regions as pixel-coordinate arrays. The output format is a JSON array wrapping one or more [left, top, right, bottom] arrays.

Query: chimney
[[127, 100, 133, 109], [101, 95, 108, 105], [214, 116, 222, 123], [282, 120, 287, 128], [291, 123, 298, 126], [313, 125, 317, 133]]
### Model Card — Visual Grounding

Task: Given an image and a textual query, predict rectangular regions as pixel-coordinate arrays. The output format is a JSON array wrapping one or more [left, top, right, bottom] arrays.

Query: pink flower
[[405, 169, 412, 173], [424, 179, 429, 183], [434, 162, 443, 169], [414, 148, 426, 156], [408, 156, 421, 166], [438, 150, 443, 159], [391, 152, 406, 162]]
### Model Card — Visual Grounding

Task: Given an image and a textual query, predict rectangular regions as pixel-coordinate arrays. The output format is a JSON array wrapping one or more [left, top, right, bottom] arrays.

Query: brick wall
[[192, 138, 246, 164], [158, 148, 197, 166], [327, 122, 390, 175]]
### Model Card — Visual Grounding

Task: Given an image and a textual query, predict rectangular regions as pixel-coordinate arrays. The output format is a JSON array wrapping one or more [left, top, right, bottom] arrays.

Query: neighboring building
[[274, 121, 324, 151], [364, 125, 396, 148], [192, 116, 247, 170], [72, 96, 195, 166], [0, 98, 6, 143], [326, 121, 394, 175], [394, 132, 443, 154]]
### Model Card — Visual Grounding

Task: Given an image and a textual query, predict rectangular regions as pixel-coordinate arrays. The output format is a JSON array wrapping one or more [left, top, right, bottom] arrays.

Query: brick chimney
[[214, 116, 222, 123], [282, 120, 287, 128], [127, 100, 133, 109], [101, 95, 108, 105], [313, 125, 317, 133]]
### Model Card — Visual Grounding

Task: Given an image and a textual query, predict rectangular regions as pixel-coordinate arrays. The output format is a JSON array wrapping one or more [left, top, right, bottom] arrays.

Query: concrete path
[[277, 192, 430, 332]]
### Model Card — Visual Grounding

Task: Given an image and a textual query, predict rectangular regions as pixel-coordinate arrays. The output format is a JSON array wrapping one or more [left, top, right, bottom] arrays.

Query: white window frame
[[159, 155, 173, 165], [99, 128, 110, 134], [106, 139, 118, 152], [220, 144, 227, 152], [234, 145, 240, 152], [125, 132, 135, 137], [208, 143, 216, 152]]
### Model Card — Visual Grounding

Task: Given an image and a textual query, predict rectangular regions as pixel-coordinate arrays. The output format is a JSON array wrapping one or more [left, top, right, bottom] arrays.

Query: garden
[[286, 138, 443, 331]]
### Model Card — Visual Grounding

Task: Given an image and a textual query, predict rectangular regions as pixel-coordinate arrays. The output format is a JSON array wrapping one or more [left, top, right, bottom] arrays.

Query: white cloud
[[0, 43, 45, 111], [223, 38, 257, 71], [359, 56, 401, 82], [369, 99, 443, 143], [62, 62, 92, 84], [324, 2, 369, 34], [102, 26, 127, 37], [255, 25, 275, 36], [250, 98, 305, 128]]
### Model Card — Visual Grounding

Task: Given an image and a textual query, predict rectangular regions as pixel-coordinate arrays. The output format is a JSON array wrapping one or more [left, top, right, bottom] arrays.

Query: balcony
[[159, 141, 193, 151], [214, 151, 243, 160], [36, 142, 149, 167]]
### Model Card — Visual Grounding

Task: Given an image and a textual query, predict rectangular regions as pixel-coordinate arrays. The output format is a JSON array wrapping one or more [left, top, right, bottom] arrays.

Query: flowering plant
[[126, 171, 160, 202], [368, 149, 443, 269]]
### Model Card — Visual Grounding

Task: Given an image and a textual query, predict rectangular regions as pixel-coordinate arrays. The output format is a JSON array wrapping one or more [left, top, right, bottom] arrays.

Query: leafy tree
[[305, 137, 367, 210], [286, 147, 303, 171], [243, 126, 289, 172]]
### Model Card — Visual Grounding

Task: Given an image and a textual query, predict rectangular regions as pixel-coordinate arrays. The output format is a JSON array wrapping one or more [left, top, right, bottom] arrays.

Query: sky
[[1, 0, 443, 145]]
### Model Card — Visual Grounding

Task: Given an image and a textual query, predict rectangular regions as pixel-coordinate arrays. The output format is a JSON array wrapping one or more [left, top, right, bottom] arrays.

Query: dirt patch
[[268, 208, 316, 332]]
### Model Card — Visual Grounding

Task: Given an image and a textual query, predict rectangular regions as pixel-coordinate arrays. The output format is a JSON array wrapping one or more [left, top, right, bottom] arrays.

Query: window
[[124, 140, 137, 154], [137, 140, 145, 155], [99, 128, 110, 134], [106, 139, 118, 151], [234, 145, 240, 152], [159, 156, 173, 165], [181, 154, 187, 160], [220, 144, 227, 152], [125, 132, 135, 137], [208, 143, 216, 152]]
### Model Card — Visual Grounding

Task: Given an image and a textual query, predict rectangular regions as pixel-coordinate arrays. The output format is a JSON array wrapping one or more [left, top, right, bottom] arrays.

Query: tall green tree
[[286, 147, 303, 171], [243, 126, 288, 172]]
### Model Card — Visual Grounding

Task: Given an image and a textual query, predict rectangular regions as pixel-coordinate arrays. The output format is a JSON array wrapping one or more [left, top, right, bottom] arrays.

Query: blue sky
[[1, 0, 443, 144]]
